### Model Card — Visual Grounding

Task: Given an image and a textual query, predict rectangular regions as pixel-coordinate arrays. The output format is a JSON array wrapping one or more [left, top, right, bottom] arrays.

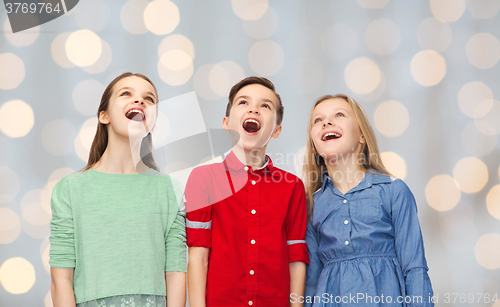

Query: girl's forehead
[[114, 77, 156, 94], [314, 98, 353, 113]]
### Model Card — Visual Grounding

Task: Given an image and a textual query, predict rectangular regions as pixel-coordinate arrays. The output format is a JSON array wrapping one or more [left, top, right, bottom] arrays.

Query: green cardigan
[[49, 169, 186, 304]]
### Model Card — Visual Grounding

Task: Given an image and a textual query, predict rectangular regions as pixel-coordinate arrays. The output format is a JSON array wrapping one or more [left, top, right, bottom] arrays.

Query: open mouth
[[243, 118, 261, 133], [125, 108, 145, 122], [322, 132, 342, 141]]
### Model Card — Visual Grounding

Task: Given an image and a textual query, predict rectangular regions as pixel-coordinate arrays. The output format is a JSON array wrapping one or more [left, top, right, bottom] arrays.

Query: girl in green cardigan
[[49, 73, 186, 307]]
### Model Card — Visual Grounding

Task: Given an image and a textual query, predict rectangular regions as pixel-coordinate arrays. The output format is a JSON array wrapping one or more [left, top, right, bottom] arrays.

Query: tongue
[[127, 113, 143, 122], [244, 122, 259, 133], [325, 134, 339, 141]]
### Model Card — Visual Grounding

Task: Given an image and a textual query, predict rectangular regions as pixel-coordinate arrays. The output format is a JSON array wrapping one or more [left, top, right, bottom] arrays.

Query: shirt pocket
[[351, 198, 382, 224]]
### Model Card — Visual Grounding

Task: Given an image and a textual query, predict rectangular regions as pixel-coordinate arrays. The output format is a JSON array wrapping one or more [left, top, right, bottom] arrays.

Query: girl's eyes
[[145, 97, 155, 103], [314, 118, 322, 124], [336, 112, 345, 117], [120, 91, 131, 96], [313, 113, 344, 123], [120, 91, 155, 103]]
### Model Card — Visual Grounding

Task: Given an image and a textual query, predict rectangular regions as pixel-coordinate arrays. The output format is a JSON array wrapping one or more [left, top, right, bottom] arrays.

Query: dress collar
[[320, 169, 393, 194]]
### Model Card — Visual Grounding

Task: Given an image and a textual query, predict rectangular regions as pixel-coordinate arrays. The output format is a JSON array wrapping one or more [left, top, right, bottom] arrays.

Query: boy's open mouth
[[322, 132, 342, 141], [243, 118, 261, 133], [125, 108, 145, 122]]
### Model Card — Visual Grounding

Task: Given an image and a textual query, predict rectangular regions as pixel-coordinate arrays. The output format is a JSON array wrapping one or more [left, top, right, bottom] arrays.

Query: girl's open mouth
[[322, 132, 342, 141], [243, 118, 261, 133], [125, 108, 145, 122]]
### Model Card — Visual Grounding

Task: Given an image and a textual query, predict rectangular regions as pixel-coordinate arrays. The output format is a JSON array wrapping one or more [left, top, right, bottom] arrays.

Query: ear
[[222, 116, 230, 131], [359, 134, 366, 144], [99, 110, 110, 125], [271, 124, 282, 139]]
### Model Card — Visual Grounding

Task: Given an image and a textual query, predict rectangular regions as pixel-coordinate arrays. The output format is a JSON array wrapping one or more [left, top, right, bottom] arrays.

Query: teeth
[[244, 119, 260, 129], [322, 132, 341, 141], [126, 109, 145, 120]]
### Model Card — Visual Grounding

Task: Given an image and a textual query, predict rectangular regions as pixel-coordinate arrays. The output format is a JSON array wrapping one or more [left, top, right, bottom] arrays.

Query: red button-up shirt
[[186, 151, 309, 307]]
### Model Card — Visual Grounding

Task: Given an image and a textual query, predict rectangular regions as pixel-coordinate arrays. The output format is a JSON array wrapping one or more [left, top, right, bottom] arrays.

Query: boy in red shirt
[[186, 77, 309, 307]]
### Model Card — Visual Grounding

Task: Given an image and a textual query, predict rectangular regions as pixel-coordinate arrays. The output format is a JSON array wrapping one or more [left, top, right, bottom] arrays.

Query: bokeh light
[[0, 53, 25, 90], [416, 18, 452, 52], [0, 208, 21, 244], [322, 24, 358, 61], [75, 118, 98, 163], [0, 167, 20, 203], [248, 40, 284, 76], [45, 291, 53, 307], [356, 0, 390, 9], [465, 0, 500, 19], [158, 51, 194, 86], [486, 185, 500, 220], [74, 0, 110, 32], [425, 174, 461, 211], [81, 40, 113, 74], [158, 34, 195, 60], [193, 64, 220, 100], [65, 29, 103, 67], [461, 121, 496, 157], [41, 120, 77, 156], [457, 81, 493, 118], [477, 99, 500, 135], [51, 32, 76, 68], [144, 0, 180, 35], [0, 257, 36, 294], [380, 152, 407, 179], [242, 6, 278, 39], [410, 50, 446, 86], [374, 100, 409, 137], [365, 19, 401, 55], [344, 57, 381, 94], [430, 0, 466, 22], [232, 0, 268, 20], [474, 233, 500, 269], [209, 61, 245, 97], [3, 20, 39, 47], [466, 33, 500, 69], [0, 100, 34, 138], [287, 58, 324, 94], [452, 157, 488, 193], [120, 0, 149, 34]]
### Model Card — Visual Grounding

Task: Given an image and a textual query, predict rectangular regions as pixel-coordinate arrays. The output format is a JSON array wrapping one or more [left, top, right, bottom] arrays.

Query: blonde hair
[[304, 94, 392, 218]]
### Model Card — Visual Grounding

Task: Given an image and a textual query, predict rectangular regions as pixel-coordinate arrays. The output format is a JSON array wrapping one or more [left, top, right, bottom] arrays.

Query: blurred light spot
[[75, 118, 98, 163], [477, 99, 500, 134], [356, 0, 390, 9], [160, 50, 192, 71], [144, 0, 179, 35], [40, 238, 50, 273], [356, 72, 386, 102], [410, 50, 446, 86], [293, 146, 306, 180], [209, 61, 245, 97], [242, 6, 278, 39], [74, 0, 110, 32], [466, 0, 500, 19], [72, 79, 105, 116], [45, 290, 53, 307], [158, 34, 195, 60], [0, 208, 21, 244], [461, 121, 496, 156], [158, 54, 193, 86], [65, 29, 103, 67], [425, 174, 461, 211], [380, 152, 407, 179], [417, 18, 452, 52], [0, 257, 36, 294], [0, 53, 25, 90], [453, 157, 488, 193], [248, 40, 284, 76], [344, 57, 381, 94], [374, 100, 409, 137], [457, 81, 493, 118], [3, 20, 39, 47], [486, 185, 500, 220], [474, 118, 497, 136], [466, 33, 500, 69], [0, 167, 20, 203], [475, 233, 500, 269], [0, 137, 14, 166], [151, 110, 170, 149], [41, 119, 76, 156], [287, 58, 324, 94], [81, 40, 113, 74], [289, 26, 322, 58], [430, 0, 466, 22], [365, 19, 401, 55], [322, 24, 357, 61], [51, 32, 75, 68], [232, 0, 268, 20], [0, 100, 34, 138], [121, 0, 149, 34], [193, 64, 220, 101], [21, 190, 52, 226], [41, 168, 75, 215]]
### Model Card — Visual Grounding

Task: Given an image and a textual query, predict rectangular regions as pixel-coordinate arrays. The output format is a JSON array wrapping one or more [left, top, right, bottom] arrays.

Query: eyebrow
[[235, 95, 275, 105], [118, 87, 156, 98]]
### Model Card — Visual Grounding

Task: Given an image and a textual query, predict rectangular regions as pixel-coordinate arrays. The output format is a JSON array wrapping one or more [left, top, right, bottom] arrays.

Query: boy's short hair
[[226, 76, 284, 125]]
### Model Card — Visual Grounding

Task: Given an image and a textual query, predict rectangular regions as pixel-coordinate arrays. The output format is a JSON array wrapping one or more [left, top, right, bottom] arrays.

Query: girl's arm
[[165, 271, 186, 307], [391, 179, 434, 306], [187, 247, 209, 307], [50, 268, 76, 307], [290, 261, 306, 306]]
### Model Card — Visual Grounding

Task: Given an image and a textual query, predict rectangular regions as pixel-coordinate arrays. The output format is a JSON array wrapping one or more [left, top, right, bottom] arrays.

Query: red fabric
[[186, 151, 309, 307]]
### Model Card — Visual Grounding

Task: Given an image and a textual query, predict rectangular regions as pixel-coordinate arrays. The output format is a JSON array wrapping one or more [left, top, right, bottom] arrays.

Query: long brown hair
[[304, 94, 392, 218], [81, 72, 159, 171]]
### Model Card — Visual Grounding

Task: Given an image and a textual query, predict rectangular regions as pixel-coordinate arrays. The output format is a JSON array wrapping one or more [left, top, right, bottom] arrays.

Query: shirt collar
[[224, 151, 278, 176], [321, 169, 392, 194]]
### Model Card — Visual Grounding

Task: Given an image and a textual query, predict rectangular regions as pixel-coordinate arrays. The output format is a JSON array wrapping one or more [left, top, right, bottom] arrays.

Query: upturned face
[[311, 98, 365, 163], [100, 76, 157, 141], [222, 84, 281, 152]]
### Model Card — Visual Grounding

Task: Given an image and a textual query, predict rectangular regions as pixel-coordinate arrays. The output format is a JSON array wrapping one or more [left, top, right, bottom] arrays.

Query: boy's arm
[[188, 247, 210, 307], [50, 268, 76, 307], [165, 271, 186, 307], [289, 261, 306, 306]]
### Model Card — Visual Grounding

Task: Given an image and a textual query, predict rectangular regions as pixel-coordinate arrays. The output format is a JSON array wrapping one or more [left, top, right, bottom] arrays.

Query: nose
[[134, 98, 145, 106], [247, 106, 260, 115], [322, 119, 333, 127]]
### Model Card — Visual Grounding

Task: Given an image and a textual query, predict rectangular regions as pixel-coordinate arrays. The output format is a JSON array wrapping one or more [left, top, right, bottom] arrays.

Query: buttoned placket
[[326, 180, 354, 253], [246, 166, 259, 305]]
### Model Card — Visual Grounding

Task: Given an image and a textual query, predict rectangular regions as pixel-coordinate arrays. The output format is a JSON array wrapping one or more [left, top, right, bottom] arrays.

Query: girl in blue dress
[[303, 94, 433, 307]]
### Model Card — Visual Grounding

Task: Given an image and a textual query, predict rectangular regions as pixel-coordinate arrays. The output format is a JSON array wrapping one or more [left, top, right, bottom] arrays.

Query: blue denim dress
[[305, 171, 434, 307]]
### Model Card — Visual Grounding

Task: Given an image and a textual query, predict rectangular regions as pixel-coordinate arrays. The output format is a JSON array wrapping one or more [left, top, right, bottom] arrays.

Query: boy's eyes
[[262, 103, 271, 109], [238, 100, 247, 105]]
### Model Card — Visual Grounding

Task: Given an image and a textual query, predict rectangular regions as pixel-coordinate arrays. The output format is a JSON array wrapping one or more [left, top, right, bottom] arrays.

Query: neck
[[324, 152, 366, 194], [92, 132, 149, 174], [232, 144, 267, 170]]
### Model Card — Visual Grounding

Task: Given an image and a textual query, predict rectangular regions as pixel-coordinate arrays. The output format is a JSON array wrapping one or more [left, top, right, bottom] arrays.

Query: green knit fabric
[[49, 169, 186, 304]]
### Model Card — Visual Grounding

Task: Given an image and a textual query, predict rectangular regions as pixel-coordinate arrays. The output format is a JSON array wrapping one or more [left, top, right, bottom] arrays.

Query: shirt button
[[251, 209, 256, 214], [249, 301, 253, 306], [249, 270, 255, 275], [345, 240, 349, 245], [251, 180, 256, 185], [244, 166, 249, 171], [251, 239, 256, 244], [344, 220, 349, 225], [343, 199, 347, 203]]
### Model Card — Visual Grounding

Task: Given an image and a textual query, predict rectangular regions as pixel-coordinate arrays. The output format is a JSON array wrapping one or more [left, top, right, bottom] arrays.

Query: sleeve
[[165, 176, 187, 272], [305, 219, 322, 307], [391, 179, 434, 307], [185, 167, 212, 248], [285, 178, 310, 264], [49, 178, 76, 269]]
